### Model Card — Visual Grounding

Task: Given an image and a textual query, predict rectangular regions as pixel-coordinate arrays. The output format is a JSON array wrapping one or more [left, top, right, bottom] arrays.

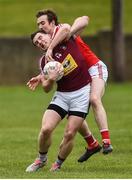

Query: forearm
[[36, 73, 43, 81], [70, 16, 89, 36], [48, 24, 71, 50]]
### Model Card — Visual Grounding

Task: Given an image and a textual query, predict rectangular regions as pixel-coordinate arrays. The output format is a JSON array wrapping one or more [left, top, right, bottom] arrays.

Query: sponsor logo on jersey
[[62, 54, 78, 76]]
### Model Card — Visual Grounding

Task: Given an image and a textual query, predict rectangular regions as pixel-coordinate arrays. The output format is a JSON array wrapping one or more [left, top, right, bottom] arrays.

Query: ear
[[52, 20, 55, 25]]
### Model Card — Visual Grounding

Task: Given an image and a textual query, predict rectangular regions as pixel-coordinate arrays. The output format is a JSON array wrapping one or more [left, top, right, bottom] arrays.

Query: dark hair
[[30, 30, 46, 45], [36, 9, 59, 25]]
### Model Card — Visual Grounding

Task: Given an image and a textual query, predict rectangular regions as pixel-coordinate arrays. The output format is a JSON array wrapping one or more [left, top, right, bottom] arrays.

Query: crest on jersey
[[55, 53, 62, 59]]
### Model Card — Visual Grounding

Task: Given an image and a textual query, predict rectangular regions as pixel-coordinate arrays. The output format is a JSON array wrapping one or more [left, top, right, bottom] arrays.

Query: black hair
[[30, 30, 46, 46], [36, 9, 59, 25]]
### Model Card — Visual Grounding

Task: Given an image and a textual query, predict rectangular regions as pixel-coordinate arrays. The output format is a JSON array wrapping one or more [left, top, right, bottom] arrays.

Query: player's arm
[[69, 16, 89, 37], [50, 23, 71, 49], [41, 65, 61, 93], [27, 73, 54, 93], [45, 23, 71, 62]]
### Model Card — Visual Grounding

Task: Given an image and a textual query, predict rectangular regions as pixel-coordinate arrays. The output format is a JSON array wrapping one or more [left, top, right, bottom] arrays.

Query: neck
[[51, 24, 56, 34]]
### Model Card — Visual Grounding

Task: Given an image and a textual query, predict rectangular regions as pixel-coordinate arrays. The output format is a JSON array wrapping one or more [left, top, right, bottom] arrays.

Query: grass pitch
[[0, 83, 132, 178]]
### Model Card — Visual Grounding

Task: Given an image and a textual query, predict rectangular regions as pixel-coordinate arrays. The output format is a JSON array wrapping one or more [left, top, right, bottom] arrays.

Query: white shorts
[[50, 84, 90, 114], [88, 60, 108, 82]]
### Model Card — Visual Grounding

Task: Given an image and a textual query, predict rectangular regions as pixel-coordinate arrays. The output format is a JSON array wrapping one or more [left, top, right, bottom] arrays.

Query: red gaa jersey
[[75, 36, 99, 68]]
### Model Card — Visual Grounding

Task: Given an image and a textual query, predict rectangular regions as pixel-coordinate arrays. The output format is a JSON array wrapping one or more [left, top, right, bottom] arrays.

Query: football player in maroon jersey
[[26, 29, 102, 172]]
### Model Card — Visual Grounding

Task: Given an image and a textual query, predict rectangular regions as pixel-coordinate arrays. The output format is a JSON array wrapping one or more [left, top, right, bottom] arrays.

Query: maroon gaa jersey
[[39, 37, 91, 92]]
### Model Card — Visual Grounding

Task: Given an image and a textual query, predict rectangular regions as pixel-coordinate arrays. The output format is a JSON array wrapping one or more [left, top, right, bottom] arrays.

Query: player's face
[[33, 33, 52, 51], [37, 15, 55, 35]]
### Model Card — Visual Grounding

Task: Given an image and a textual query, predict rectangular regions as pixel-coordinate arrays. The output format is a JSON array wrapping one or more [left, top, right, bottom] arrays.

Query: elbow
[[42, 83, 53, 93], [41, 82, 50, 93], [42, 85, 51, 93], [62, 24, 71, 36], [44, 88, 50, 93], [65, 27, 70, 37], [64, 27, 70, 39]]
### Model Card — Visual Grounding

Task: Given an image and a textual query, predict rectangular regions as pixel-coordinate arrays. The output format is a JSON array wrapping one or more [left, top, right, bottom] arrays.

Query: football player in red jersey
[[35, 9, 113, 161], [26, 30, 100, 172]]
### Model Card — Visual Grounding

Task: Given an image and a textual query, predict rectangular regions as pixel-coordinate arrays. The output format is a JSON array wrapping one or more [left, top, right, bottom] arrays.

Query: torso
[[40, 37, 91, 92]]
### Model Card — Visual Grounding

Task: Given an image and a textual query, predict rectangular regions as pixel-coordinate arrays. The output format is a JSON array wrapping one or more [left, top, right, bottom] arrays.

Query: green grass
[[0, 83, 132, 178], [0, 0, 132, 37]]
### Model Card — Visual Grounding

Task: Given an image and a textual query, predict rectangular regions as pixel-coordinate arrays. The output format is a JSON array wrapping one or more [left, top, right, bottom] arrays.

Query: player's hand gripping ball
[[43, 61, 64, 81]]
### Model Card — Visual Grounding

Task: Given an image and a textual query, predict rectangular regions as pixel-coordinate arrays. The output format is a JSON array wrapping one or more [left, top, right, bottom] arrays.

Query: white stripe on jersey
[[51, 24, 62, 39], [39, 54, 45, 73]]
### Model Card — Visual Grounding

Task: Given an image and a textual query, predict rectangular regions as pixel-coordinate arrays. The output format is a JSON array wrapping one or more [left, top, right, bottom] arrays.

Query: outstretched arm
[[27, 74, 42, 91], [27, 73, 55, 93], [27, 64, 62, 93]]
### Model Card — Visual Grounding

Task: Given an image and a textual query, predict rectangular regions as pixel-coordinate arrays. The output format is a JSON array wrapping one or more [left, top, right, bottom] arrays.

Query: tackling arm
[[49, 23, 71, 49], [45, 17, 89, 61], [70, 16, 89, 37], [45, 24, 71, 62]]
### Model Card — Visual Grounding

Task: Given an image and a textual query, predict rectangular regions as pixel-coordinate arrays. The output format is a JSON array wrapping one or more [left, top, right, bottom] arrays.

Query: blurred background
[[0, 0, 132, 179], [0, 0, 132, 84]]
